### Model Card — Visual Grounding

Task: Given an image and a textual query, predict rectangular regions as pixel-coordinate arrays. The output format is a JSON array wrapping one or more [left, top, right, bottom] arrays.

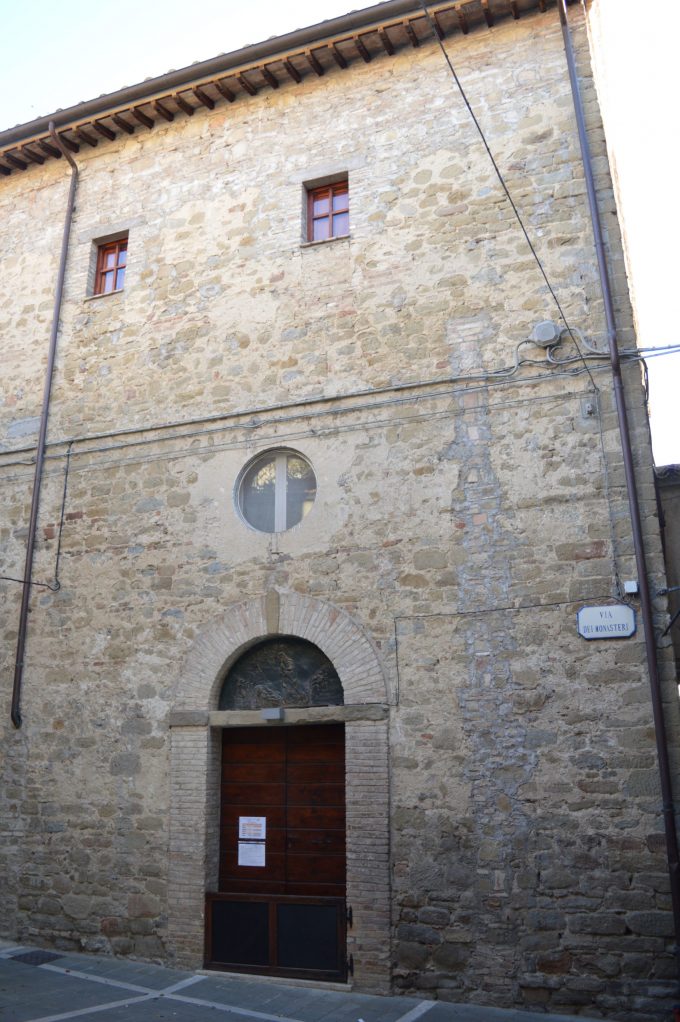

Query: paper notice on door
[[239, 816, 266, 840], [238, 841, 266, 867]]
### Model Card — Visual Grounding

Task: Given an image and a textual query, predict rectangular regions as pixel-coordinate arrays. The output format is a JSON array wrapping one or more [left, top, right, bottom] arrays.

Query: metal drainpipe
[[559, 0, 680, 976], [10, 123, 78, 729]]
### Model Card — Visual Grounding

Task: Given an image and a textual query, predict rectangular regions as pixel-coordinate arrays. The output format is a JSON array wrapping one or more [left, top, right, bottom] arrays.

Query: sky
[[1, 0, 677, 464]]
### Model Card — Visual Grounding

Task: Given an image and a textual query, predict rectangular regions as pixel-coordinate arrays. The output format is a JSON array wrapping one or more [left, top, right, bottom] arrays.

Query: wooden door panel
[[217, 877, 288, 894], [222, 762, 285, 783], [286, 762, 344, 784], [287, 783, 344, 806], [221, 826, 287, 853], [220, 806, 286, 830], [287, 805, 345, 829], [286, 829, 345, 854], [219, 725, 345, 900], [220, 850, 287, 882], [221, 782, 285, 806], [222, 739, 286, 764], [286, 742, 343, 763], [286, 854, 346, 883]]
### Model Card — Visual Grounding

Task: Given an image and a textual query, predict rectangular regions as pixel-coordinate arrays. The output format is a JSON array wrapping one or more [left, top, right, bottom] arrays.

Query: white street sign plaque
[[577, 605, 636, 640]]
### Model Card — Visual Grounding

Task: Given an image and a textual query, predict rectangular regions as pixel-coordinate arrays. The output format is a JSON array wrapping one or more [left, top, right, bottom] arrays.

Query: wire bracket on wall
[[0, 440, 73, 592]]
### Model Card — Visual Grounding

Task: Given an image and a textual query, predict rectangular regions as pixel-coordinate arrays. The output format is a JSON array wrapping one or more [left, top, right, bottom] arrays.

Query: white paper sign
[[239, 816, 266, 840], [238, 841, 266, 867]]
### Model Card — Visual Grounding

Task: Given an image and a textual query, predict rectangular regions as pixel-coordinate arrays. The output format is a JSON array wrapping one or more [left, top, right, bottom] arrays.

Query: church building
[[1, 1, 678, 1017]]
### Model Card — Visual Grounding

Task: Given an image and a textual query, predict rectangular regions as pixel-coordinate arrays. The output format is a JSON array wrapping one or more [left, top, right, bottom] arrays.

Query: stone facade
[[1, 2, 679, 1019], [657, 466, 680, 680]]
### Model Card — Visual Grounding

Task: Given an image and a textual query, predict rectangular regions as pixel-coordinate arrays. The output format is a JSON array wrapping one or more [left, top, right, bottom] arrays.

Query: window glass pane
[[105, 250, 116, 268], [241, 455, 277, 533], [332, 188, 348, 211], [332, 211, 349, 237], [285, 456, 316, 528], [313, 193, 330, 216], [238, 450, 316, 533], [313, 217, 330, 241], [116, 267, 126, 290], [118, 246, 127, 266], [103, 270, 115, 292]]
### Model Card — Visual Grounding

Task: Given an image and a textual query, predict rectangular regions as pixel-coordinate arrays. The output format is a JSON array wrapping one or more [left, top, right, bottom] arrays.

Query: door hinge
[[347, 953, 354, 976], [346, 905, 353, 928]]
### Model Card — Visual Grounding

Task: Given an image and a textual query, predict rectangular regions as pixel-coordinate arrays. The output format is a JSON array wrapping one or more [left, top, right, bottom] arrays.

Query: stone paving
[[0, 941, 584, 1022]]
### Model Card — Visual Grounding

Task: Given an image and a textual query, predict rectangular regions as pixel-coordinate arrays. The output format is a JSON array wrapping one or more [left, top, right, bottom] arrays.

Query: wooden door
[[205, 724, 346, 979]]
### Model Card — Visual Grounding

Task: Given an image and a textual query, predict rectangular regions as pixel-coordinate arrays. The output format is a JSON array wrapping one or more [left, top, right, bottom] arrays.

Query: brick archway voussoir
[[175, 592, 387, 711]]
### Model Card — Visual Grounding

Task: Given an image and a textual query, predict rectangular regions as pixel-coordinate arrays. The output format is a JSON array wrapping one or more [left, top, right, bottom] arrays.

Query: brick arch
[[168, 591, 392, 989], [174, 591, 388, 711]]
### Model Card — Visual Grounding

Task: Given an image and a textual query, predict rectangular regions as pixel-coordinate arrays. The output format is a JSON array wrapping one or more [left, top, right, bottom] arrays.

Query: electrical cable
[[0, 362, 616, 482], [0, 440, 72, 591], [416, 0, 600, 392], [661, 606, 680, 639], [0, 351, 615, 471], [2, 339, 664, 470]]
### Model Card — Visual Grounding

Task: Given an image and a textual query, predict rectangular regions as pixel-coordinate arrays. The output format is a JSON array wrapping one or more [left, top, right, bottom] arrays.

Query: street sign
[[577, 604, 636, 640]]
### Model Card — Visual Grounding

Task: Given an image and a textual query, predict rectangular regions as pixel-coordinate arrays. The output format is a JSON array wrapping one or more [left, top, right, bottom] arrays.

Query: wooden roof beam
[[378, 28, 395, 55], [354, 35, 372, 62], [154, 100, 175, 121], [112, 115, 134, 135], [174, 94, 195, 116], [404, 20, 420, 47], [306, 50, 324, 76], [481, 0, 494, 27], [57, 132, 79, 152], [21, 146, 45, 165], [193, 87, 215, 109], [330, 44, 347, 68], [39, 139, 63, 157], [237, 74, 258, 95], [74, 126, 98, 146], [282, 60, 302, 83], [3, 152, 27, 170], [262, 66, 280, 89], [214, 80, 236, 102], [93, 120, 116, 140], [132, 107, 154, 128]]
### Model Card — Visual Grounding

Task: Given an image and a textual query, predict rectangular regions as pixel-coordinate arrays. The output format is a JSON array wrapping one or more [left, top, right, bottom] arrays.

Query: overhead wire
[[0, 356, 616, 476], [416, 0, 600, 391], [0, 441, 72, 590]]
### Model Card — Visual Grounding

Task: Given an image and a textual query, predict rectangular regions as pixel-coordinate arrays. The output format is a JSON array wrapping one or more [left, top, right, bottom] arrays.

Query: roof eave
[[0, 0, 423, 148]]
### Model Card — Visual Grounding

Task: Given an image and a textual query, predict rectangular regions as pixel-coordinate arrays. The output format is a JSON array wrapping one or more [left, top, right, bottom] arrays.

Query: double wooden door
[[205, 724, 347, 979]]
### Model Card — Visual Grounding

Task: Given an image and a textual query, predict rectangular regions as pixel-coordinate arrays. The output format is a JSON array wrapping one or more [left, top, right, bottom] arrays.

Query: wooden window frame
[[306, 180, 349, 243], [94, 237, 128, 295]]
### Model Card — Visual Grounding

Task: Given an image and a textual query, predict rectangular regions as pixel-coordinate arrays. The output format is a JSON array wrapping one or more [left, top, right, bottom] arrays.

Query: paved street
[[0, 941, 583, 1022]]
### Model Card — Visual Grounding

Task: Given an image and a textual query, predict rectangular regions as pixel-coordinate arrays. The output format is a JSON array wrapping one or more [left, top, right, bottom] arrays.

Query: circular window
[[236, 449, 316, 533]]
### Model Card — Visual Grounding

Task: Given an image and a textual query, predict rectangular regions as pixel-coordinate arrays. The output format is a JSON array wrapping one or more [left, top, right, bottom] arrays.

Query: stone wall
[[657, 467, 680, 680], [1, 5, 678, 1019]]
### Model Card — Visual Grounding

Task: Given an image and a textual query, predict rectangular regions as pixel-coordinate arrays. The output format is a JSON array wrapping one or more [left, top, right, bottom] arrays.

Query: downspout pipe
[[559, 0, 680, 976], [10, 123, 78, 729]]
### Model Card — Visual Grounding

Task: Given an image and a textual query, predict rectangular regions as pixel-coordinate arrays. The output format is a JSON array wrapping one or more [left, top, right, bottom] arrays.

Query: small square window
[[306, 180, 349, 242], [94, 237, 128, 295]]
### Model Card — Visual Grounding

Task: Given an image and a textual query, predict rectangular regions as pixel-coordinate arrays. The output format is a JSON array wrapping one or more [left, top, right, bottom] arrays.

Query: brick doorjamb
[[168, 592, 391, 991]]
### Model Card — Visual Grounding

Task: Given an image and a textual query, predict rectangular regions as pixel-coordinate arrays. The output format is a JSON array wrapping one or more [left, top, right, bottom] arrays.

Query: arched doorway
[[207, 638, 347, 979], [168, 593, 392, 992]]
